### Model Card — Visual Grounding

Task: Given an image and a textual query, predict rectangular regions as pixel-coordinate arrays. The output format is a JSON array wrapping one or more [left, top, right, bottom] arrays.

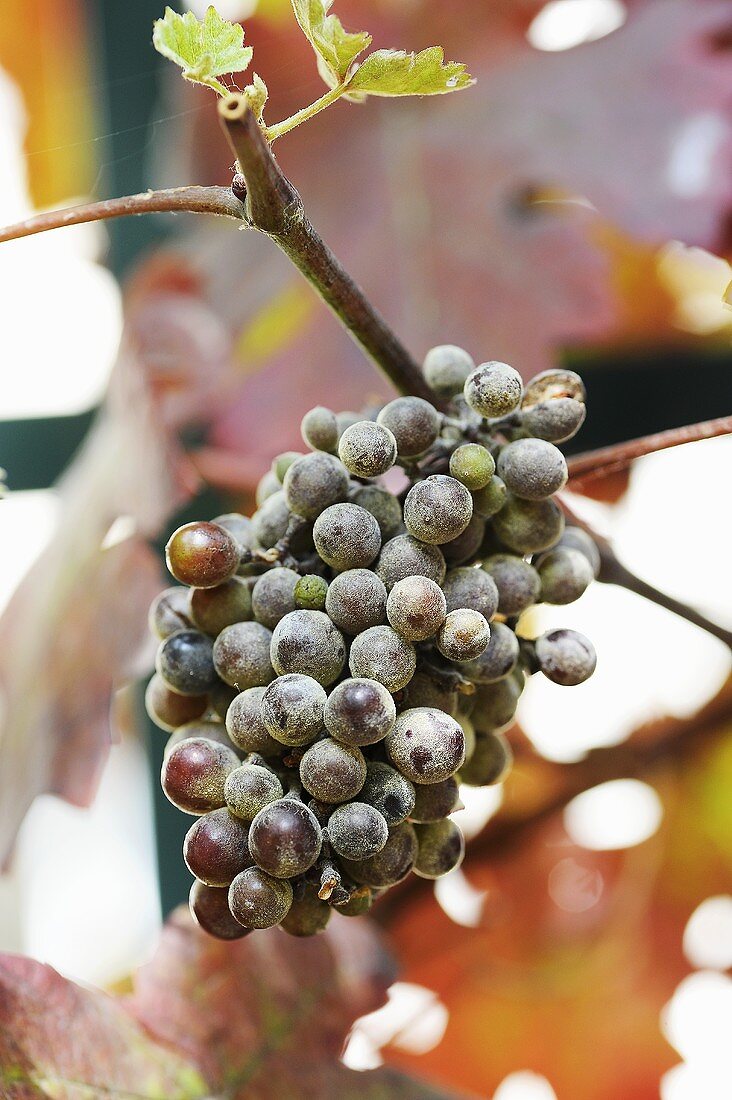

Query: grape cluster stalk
[[146, 349, 598, 939]]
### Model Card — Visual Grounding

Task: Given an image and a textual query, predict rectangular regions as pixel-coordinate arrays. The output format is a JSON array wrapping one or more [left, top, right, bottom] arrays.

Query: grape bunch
[[146, 350, 598, 939]]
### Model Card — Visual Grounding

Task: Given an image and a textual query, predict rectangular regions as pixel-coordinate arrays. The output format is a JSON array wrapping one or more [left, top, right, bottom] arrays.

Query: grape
[[437, 609, 490, 662], [260, 673, 327, 746], [376, 535, 446, 590], [335, 887, 375, 917], [249, 798, 322, 877], [464, 361, 523, 418], [270, 610, 346, 686], [183, 808, 252, 887], [472, 475, 507, 518], [327, 802, 389, 860], [272, 451, 304, 483], [461, 621, 519, 683], [442, 514, 486, 565], [410, 776, 461, 822], [166, 522, 240, 589], [299, 738, 366, 801], [212, 512, 256, 554], [496, 438, 568, 500], [522, 367, 585, 406], [386, 707, 465, 785], [294, 573, 328, 611], [459, 730, 512, 785], [423, 344, 475, 397], [324, 677, 396, 746], [348, 626, 416, 692], [472, 677, 522, 731], [156, 630, 217, 696], [556, 527, 601, 578], [213, 622, 275, 689], [145, 673, 207, 731], [251, 568, 299, 630], [313, 503, 381, 570], [376, 396, 441, 458], [325, 569, 387, 635], [360, 761, 415, 825], [460, 713, 477, 759], [162, 737, 240, 815], [189, 577, 253, 636], [226, 687, 281, 755], [442, 566, 498, 620], [338, 420, 397, 478], [301, 406, 339, 452], [251, 491, 290, 548], [256, 469, 280, 507], [228, 867, 293, 929], [522, 397, 586, 443], [492, 494, 564, 554], [536, 547, 593, 604], [335, 410, 361, 439], [449, 444, 495, 491], [283, 452, 349, 520], [483, 554, 541, 616], [148, 587, 192, 639], [404, 475, 473, 545], [224, 764, 284, 821], [414, 820, 465, 879], [209, 681, 238, 721], [189, 880, 249, 940], [535, 628, 596, 685], [351, 485, 403, 542], [343, 821, 418, 886], [401, 671, 457, 717], [386, 576, 446, 641], [279, 889, 331, 936], [164, 720, 240, 760]]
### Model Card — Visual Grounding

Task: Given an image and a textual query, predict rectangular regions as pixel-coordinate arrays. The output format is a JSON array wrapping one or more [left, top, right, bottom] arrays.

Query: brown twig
[[0, 186, 245, 243], [567, 415, 732, 487], [217, 94, 441, 406]]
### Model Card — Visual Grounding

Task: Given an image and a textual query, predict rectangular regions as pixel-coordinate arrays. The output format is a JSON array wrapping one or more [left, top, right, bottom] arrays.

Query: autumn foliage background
[[0, 1, 731, 1098]]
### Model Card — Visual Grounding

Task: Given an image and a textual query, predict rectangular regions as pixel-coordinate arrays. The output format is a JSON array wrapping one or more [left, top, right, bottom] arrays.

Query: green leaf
[[290, 0, 371, 85], [347, 47, 474, 97], [153, 5, 253, 96], [245, 72, 269, 121]]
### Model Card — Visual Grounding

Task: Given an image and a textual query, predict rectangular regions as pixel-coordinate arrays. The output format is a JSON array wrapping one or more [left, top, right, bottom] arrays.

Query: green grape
[[294, 573, 328, 611], [442, 514, 486, 565], [483, 554, 541, 616], [148, 587, 192, 640], [404, 475, 473, 545], [283, 451, 349, 520], [522, 397, 586, 443], [270, 610, 346, 686], [351, 484, 403, 542], [209, 681, 238, 721], [461, 620, 519, 683], [497, 438, 568, 500], [492, 494, 564, 554], [183, 808, 253, 887], [273, 451, 304, 483], [327, 802, 389, 860], [522, 367, 585, 406], [376, 535, 446, 590], [251, 567, 299, 630], [145, 673, 208, 732], [301, 406, 339, 452], [255, 469, 280, 507], [213, 622, 275, 689], [442, 566, 498, 620], [536, 547, 593, 604], [410, 777, 461, 822], [156, 630, 218, 696], [226, 687, 281, 756], [385, 707, 465, 785], [313, 502, 381, 570], [165, 522, 240, 589], [343, 821, 418, 886], [422, 344, 475, 397], [251, 491, 290, 550], [360, 761, 416, 825], [335, 410, 361, 440], [414, 819, 465, 879], [260, 673, 327, 746], [224, 764, 284, 821], [376, 396, 441, 458], [325, 568, 387, 635], [535, 628, 596, 685], [324, 677, 396, 746], [401, 671, 458, 717], [189, 880, 249, 940], [162, 736, 240, 815], [386, 576, 447, 641], [464, 362, 523, 418], [249, 798, 322, 878], [449, 443, 495, 491], [555, 527, 601, 578], [472, 677, 523, 731], [437, 609, 490, 662], [279, 888, 331, 936], [189, 576, 253, 636], [338, 420, 397, 478], [228, 867, 293, 929], [348, 626, 416, 692], [163, 720, 240, 760], [335, 887, 374, 917], [472, 475, 507, 518], [459, 730, 513, 785], [299, 738, 367, 801], [212, 512, 256, 554]]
